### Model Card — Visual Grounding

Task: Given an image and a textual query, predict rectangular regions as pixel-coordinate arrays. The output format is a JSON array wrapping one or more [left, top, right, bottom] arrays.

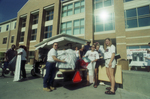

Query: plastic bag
[[56, 49, 77, 70]]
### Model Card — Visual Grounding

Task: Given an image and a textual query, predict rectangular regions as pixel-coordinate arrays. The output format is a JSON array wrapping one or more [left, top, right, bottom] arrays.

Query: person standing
[[104, 38, 116, 95], [84, 41, 91, 54], [94, 45, 105, 88], [75, 47, 79, 60], [79, 45, 85, 59], [14, 45, 27, 81], [3, 44, 16, 76], [83, 45, 99, 86], [43, 42, 66, 92]]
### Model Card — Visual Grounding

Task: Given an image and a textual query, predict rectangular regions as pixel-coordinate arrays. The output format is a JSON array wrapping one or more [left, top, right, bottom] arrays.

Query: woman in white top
[[75, 47, 79, 60], [104, 38, 116, 95], [83, 45, 99, 86]]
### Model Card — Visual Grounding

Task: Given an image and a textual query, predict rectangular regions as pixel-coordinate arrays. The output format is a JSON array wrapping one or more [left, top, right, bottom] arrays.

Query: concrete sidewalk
[[0, 70, 150, 99], [23, 64, 150, 99]]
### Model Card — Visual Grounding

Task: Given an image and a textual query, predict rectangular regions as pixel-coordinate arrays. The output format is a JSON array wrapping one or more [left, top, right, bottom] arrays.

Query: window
[[20, 32, 24, 42], [62, 0, 85, 17], [124, 0, 133, 2], [45, 10, 54, 21], [74, 0, 85, 14], [61, 21, 72, 35], [6, 25, 9, 31], [125, 5, 150, 28], [14, 22, 16, 29], [33, 14, 39, 24], [62, 4, 73, 17], [0, 27, 1, 32], [94, 13, 115, 32], [22, 18, 26, 27], [61, 18, 85, 35], [3, 37, 7, 44], [11, 36, 14, 43], [44, 26, 52, 39], [94, 0, 113, 9], [31, 29, 37, 41], [73, 19, 84, 35]]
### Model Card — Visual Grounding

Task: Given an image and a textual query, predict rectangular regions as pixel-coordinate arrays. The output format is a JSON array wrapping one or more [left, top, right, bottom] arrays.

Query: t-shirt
[[17, 48, 26, 60], [75, 50, 79, 57], [104, 45, 116, 59], [6, 48, 16, 62], [84, 45, 91, 53], [84, 50, 99, 61], [47, 48, 57, 62]]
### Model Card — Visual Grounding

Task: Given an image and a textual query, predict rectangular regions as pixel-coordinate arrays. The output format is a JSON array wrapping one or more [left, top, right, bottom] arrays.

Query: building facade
[[0, 0, 150, 62]]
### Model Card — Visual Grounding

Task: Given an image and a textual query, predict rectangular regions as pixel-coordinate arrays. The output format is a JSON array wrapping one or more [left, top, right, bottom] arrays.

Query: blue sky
[[0, 0, 28, 23]]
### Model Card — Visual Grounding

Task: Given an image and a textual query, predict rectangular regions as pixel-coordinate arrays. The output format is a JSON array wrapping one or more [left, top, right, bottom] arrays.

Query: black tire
[[31, 69, 36, 76]]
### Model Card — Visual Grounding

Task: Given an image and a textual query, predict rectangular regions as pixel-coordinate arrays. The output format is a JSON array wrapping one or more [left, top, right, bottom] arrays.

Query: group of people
[[1, 44, 27, 81], [43, 38, 116, 95], [75, 38, 116, 94]]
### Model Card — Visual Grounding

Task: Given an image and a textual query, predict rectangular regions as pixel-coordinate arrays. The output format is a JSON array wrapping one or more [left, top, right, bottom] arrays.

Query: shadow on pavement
[[19, 76, 41, 82]]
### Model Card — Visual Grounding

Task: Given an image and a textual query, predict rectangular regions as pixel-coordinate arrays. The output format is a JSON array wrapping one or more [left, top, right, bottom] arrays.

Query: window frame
[[11, 36, 14, 43], [22, 18, 26, 27], [32, 14, 39, 24], [44, 25, 53, 39], [45, 9, 54, 21], [124, 5, 150, 28], [31, 29, 37, 41], [2, 37, 7, 44], [94, 13, 115, 32], [20, 32, 25, 42], [6, 25, 9, 31], [61, 18, 85, 35], [62, 0, 85, 17], [94, 0, 114, 9]]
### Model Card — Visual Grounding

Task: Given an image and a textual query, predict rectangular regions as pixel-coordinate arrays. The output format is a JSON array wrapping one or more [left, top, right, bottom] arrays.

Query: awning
[[35, 34, 88, 50]]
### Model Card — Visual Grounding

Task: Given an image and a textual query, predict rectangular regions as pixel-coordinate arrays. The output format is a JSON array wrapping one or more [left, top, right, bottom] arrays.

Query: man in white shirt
[[43, 42, 66, 92]]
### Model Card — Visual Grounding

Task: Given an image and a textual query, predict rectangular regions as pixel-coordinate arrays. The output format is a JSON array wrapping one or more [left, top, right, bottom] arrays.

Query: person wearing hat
[[84, 40, 91, 54]]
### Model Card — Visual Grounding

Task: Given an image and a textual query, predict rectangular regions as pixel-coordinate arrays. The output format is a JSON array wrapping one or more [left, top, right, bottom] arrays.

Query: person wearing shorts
[[94, 45, 105, 88], [104, 38, 116, 95]]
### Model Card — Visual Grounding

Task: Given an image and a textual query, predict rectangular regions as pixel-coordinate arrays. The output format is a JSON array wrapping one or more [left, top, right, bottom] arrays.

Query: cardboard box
[[98, 65, 122, 84]]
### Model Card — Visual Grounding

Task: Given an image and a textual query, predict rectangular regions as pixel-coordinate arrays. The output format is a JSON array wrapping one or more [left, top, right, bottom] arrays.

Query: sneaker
[[43, 88, 51, 92], [100, 82, 105, 86], [50, 86, 55, 90]]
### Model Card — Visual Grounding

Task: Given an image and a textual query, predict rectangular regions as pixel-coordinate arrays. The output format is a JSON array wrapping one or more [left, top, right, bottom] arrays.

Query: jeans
[[43, 62, 56, 88], [21, 60, 26, 78]]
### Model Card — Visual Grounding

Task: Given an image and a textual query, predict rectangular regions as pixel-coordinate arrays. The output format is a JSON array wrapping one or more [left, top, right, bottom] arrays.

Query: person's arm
[[91, 59, 98, 63], [145, 57, 150, 60], [52, 56, 66, 63], [83, 51, 88, 57]]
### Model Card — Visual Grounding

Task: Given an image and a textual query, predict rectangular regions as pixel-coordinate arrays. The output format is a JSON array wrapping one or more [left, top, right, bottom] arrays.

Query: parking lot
[[0, 66, 150, 99]]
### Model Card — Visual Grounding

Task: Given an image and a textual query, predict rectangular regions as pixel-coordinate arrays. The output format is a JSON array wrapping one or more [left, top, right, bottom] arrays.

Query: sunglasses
[[54, 45, 58, 46]]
